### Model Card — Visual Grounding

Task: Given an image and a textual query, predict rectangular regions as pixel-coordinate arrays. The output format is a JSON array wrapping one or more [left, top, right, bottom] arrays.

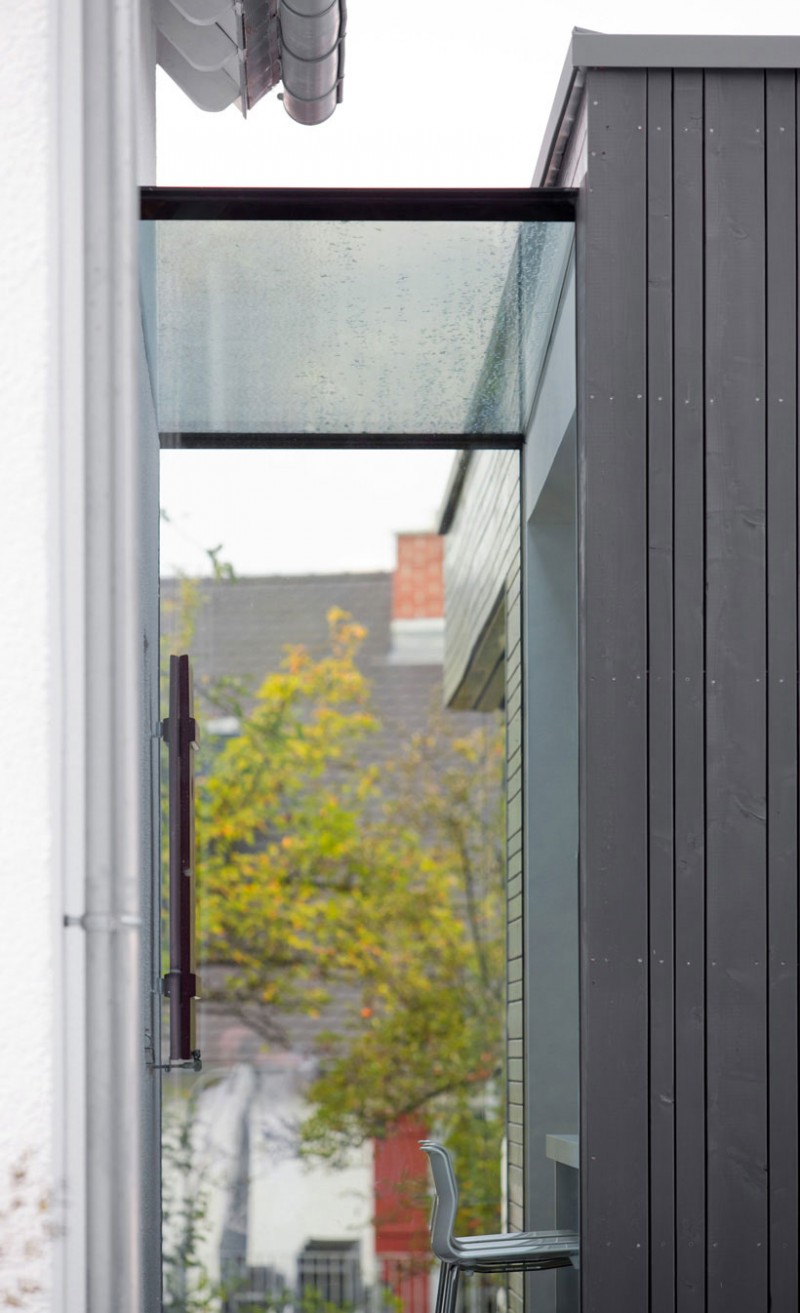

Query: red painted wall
[[374, 1117, 431, 1313]]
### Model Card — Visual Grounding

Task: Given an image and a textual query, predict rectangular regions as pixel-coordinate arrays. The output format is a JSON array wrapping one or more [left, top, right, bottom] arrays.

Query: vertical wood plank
[[672, 69, 707, 1313], [766, 69, 799, 1313], [579, 67, 649, 1313], [646, 66, 676, 1313], [704, 69, 769, 1313]]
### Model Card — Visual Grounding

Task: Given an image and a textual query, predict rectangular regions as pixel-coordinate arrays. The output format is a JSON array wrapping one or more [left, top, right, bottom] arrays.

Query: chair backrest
[[420, 1141, 460, 1258]]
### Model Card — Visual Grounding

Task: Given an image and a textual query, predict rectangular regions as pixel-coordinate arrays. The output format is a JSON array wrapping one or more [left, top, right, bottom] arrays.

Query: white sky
[[160, 448, 457, 576], [157, 0, 797, 578]]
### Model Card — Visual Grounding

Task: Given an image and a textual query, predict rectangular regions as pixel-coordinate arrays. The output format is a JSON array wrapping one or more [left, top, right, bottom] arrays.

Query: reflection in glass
[[159, 456, 508, 1313], [151, 221, 572, 437]]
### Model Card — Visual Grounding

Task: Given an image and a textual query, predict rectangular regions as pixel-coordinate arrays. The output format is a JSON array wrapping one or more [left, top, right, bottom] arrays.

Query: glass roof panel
[[147, 219, 572, 439]]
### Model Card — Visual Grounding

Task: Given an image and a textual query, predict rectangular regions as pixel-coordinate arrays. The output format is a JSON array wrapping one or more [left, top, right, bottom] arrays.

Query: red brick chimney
[[391, 533, 444, 620]]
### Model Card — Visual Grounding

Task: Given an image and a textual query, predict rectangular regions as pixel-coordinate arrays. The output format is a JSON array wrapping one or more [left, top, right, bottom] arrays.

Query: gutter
[[533, 27, 800, 188]]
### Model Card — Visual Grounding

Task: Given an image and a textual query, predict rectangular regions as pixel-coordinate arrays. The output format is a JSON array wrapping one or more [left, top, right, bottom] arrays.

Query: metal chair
[[420, 1140, 579, 1313]]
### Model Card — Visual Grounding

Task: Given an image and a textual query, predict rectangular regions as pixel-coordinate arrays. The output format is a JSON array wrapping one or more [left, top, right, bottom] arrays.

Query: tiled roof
[[161, 571, 464, 755], [163, 571, 393, 680]]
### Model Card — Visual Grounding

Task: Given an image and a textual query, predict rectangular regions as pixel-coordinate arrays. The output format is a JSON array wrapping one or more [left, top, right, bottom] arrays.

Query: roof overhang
[[534, 28, 800, 185]]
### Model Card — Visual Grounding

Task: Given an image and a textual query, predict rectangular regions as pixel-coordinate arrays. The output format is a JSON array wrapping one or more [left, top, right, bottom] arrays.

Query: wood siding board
[[443, 449, 520, 707], [506, 668, 523, 705], [766, 69, 800, 1313], [508, 1141, 524, 1169], [704, 70, 769, 1313], [647, 67, 677, 1313], [507, 482, 525, 1233], [580, 68, 650, 1313], [507, 713, 522, 759], [507, 794, 522, 842], [671, 69, 707, 1313], [507, 919, 523, 961]]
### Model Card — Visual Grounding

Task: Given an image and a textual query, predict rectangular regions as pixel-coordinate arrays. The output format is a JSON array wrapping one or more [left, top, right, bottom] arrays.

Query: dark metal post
[[163, 653, 199, 1061]]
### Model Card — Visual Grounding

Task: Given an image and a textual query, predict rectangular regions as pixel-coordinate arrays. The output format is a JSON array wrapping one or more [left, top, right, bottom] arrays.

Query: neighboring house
[[161, 536, 451, 776], [4, 13, 800, 1313]]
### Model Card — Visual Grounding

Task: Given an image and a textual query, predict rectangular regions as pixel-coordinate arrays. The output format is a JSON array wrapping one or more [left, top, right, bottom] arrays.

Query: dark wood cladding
[[646, 67, 676, 1313], [580, 68, 650, 1313], [704, 71, 768, 1313], [766, 71, 799, 1313], [579, 67, 799, 1313], [672, 70, 707, 1313]]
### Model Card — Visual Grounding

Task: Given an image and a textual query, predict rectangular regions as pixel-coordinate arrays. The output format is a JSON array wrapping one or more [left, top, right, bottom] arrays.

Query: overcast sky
[[158, 0, 797, 578]]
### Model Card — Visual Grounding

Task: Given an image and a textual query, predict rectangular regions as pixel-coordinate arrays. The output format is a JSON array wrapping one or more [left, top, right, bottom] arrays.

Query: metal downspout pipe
[[278, 0, 346, 125], [79, 0, 143, 1307]]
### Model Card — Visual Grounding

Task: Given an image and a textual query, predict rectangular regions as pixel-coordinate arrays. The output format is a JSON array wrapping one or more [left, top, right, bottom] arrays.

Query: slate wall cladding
[[442, 449, 521, 710], [579, 65, 799, 1313], [440, 446, 523, 1308], [505, 528, 524, 1313]]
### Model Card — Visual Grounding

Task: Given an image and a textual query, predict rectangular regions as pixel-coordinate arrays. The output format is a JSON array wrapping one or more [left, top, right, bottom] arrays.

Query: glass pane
[[523, 252, 579, 1312], [159, 450, 509, 1313], [148, 220, 572, 437]]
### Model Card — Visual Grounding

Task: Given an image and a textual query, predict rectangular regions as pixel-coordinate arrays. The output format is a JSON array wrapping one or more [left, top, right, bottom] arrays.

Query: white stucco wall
[[0, 1, 54, 1307], [0, 2, 157, 1308]]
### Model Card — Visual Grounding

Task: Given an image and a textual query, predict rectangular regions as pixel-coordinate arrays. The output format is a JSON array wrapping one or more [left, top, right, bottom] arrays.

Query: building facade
[[2, 13, 800, 1313]]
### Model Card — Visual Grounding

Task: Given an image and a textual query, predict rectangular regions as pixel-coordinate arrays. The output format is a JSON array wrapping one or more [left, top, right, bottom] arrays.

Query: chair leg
[[447, 1265, 461, 1313], [434, 1262, 450, 1313], [434, 1262, 461, 1313]]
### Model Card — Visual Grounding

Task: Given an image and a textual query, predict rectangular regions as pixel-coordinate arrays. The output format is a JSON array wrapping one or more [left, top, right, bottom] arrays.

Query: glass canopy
[[144, 205, 573, 443]]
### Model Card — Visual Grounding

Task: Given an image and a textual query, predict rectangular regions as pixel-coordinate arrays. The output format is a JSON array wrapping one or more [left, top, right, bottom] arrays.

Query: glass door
[[159, 448, 508, 1313], [141, 188, 577, 1312]]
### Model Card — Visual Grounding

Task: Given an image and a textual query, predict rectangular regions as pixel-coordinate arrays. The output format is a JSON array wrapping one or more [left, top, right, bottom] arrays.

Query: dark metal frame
[[159, 433, 523, 450], [141, 186, 576, 450], [140, 186, 577, 223]]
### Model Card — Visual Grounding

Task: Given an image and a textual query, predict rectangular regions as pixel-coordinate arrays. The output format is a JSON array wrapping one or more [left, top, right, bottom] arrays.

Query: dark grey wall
[[579, 66, 798, 1313]]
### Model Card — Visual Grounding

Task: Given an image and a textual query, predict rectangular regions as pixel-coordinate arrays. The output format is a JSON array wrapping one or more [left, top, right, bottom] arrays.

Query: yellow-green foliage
[[180, 606, 505, 1234]]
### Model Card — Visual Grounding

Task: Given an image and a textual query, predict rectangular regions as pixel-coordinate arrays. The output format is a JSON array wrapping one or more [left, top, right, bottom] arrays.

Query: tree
[[300, 704, 506, 1234], [190, 607, 506, 1234]]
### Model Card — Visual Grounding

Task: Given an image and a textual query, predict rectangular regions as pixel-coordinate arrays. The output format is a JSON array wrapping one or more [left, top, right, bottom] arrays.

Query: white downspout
[[51, 0, 147, 1308]]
